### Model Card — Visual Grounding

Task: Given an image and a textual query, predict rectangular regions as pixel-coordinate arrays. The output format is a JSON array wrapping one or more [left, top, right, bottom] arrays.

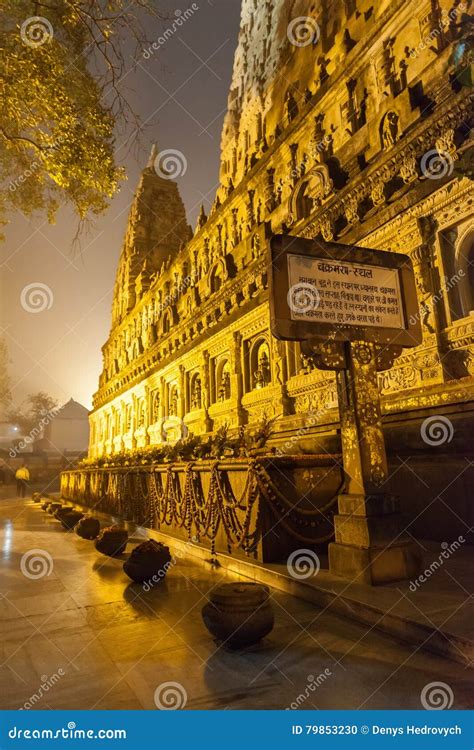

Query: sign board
[[269, 235, 422, 347]]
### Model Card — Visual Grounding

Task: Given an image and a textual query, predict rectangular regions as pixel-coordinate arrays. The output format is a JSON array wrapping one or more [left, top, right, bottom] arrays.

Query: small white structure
[[41, 398, 90, 454]]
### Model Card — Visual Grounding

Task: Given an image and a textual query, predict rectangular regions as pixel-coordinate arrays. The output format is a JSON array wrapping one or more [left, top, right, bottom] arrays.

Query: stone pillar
[[201, 351, 213, 432], [232, 331, 246, 426], [178, 365, 185, 426], [144, 385, 151, 445], [328, 341, 421, 585]]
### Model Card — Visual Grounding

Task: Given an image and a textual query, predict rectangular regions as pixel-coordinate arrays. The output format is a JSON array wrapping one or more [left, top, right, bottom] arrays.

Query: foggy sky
[[0, 0, 241, 410]]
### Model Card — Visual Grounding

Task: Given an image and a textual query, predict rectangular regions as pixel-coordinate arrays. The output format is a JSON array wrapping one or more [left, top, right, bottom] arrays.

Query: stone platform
[[1, 496, 472, 711]]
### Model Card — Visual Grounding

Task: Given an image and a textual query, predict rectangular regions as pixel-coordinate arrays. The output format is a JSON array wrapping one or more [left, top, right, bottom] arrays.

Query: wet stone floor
[[0, 497, 473, 710]]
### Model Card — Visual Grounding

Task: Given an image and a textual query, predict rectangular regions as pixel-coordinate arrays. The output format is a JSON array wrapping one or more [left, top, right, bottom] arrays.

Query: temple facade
[[88, 0, 473, 462]]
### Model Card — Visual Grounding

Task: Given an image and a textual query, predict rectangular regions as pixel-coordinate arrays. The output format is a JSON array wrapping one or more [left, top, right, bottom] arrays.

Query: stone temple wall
[[88, 0, 474, 460]]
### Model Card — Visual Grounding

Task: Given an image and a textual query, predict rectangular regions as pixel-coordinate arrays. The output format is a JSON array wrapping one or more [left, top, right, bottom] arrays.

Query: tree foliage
[[0, 0, 162, 234], [8, 391, 59, 436], [0, 337, 12, 408]]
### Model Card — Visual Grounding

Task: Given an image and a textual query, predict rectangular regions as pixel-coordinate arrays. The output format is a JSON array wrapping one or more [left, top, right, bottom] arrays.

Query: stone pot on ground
[[76, 517, 101, 540], [32, 492, 42, 503], [201, 582, 274, 649], [54, 506, 72, 521], [60, 511, 84, 530], [95, 525, 128, 557], [123, 539, 172, 584]]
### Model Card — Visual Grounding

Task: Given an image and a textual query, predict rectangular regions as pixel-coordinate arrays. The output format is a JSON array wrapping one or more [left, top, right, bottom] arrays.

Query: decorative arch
[[380, 111, 399, 149], [288, 165, 333, 224], [455, 226, 474, 319], [162, 311, 171, 335], [250, 338, 271, 390], [216, 358, 231, 402], [190, 371, 202, 409], [209, 259, 227, 295]]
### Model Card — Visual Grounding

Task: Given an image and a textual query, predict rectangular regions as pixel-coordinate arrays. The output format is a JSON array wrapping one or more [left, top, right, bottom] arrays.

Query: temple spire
[[147, 143, 158, 169]]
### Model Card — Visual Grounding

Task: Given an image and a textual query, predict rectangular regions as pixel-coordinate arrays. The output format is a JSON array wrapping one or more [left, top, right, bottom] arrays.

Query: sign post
[[269, 234, 423, 584]]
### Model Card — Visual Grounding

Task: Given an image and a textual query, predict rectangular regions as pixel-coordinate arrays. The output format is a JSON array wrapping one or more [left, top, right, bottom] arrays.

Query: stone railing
[[61, 455, 343, 563]]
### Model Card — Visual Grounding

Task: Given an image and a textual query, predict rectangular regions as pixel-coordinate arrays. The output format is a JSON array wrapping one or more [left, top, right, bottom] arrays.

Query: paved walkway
[[1, 497, 473, 710]]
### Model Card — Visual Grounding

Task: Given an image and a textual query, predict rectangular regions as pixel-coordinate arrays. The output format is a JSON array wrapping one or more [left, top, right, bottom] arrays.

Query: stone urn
[[54, 506, 72, 521], [32, 492, 42, 503], [76, 517, 101, 540], [123, 539, 172, 584], [95, 525, 128, 557], [48, 502, 62, 515], [60, 511, 84, 530], [201, 583, 274, 649]]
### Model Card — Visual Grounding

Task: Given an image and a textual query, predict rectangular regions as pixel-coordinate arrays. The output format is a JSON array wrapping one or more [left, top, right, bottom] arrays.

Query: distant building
[[0, 405, 21, 453], [40, 398, 90, 455]]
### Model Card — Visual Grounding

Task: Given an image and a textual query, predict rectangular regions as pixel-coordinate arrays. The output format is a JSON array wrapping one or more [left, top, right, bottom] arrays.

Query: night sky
[[1, 0, 242, 410]]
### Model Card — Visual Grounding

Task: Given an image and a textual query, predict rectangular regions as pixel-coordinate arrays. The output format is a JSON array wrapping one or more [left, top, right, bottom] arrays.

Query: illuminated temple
[[66, 0, 473, 565]]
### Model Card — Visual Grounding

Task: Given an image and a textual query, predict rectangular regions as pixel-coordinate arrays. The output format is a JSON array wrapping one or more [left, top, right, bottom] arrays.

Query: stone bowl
[[201, 582, 274, 649], [123, 539, 172, 584], [95, 525, 128, 557], [60, 511, 84, 530], [48, 502, 62, 515], [76, 517, 101, 540], [54, 506, 72, 520]]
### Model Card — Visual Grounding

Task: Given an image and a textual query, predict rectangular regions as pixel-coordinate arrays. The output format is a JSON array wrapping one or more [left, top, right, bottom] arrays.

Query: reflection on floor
[[0, 497, 473, 710]]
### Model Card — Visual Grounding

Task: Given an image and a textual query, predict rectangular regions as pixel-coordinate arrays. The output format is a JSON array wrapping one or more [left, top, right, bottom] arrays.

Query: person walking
[[15, 464, 30, 498]]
